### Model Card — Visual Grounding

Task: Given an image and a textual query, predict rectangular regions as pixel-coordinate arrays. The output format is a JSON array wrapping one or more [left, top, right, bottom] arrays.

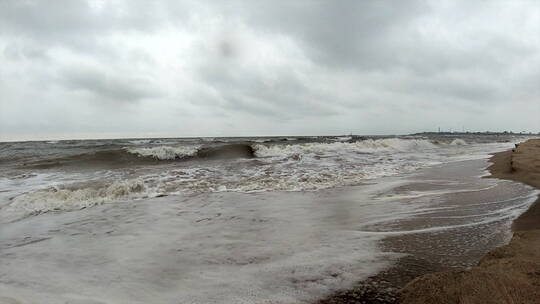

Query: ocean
[[0, 135, 538, 303]]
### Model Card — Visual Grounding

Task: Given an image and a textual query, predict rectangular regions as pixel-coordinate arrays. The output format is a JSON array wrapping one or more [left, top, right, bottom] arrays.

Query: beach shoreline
[[317, 138, 540, 304], [400, 138, 540, 303]]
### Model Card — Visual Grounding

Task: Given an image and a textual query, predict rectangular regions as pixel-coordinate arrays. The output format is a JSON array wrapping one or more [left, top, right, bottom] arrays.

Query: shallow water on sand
[[0, 158, 537, 304]]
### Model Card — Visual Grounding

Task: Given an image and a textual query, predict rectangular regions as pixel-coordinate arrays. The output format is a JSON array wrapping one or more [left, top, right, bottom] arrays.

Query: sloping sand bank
[[400, 139, 540, 304]]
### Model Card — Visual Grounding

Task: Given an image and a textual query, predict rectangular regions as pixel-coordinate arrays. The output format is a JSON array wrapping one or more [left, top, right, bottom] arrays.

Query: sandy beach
[[400, 139, 540, 303]]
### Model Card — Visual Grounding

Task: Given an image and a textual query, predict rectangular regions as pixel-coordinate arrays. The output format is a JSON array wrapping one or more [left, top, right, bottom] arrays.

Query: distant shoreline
[[400, 138, 540, 303], [413, 131, 540, 136]]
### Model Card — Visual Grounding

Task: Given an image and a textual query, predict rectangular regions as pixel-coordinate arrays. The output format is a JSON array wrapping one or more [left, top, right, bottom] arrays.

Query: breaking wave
[[126, 145, 200, 160], [16, 139, 444, 172], [19, 144, 257, 169], [125, 139, 436, 162], [128, 139, 152, 145], [19, 149, 160, 169], [450, 138, 467, 146], [127, 144, 256, 160], [7, 179, 147, 215], [253, 138, 438, 158]]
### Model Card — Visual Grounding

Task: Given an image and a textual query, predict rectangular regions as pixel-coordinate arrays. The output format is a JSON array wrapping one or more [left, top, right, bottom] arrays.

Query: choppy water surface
[[0, 135, 538, 303], [0, 135, 527, 219]]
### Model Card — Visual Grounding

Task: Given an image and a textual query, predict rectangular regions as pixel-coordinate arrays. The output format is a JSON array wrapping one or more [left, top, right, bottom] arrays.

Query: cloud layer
[[1, 0, 539, 140]]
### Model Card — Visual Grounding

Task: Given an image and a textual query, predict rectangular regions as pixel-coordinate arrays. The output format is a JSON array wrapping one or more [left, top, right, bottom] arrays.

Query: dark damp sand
[[400, 139, 540, 304], [317, 139, 540, 304]]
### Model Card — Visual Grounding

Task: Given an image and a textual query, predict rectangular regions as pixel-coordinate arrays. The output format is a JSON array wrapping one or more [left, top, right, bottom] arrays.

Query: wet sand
[[400, 139, 540, 303], [318, 140, 540, 304]]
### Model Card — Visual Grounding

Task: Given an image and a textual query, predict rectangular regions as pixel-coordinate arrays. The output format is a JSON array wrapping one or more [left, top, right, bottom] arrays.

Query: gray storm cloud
[[0, 0, 539, 140]]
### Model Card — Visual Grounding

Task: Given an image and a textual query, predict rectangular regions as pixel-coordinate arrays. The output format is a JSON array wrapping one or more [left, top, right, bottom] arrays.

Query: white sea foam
[[126, 145, 200, 160], [253, 138, 271, 143], [124, 139, 444, 194], [4, 139, 451, 214], [128, 139, 152, 145], [253, 138, 437, 158], [334, 136, 352, 141], [1, 166, 536, 304], [450, 138, 467, 145], [7, 179, 147, 215], [0, 189, 397, 304]]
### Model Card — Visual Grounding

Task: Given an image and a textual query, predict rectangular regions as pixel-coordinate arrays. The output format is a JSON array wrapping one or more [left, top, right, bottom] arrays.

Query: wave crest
[[253, 138, 437, 158], [126, 146, 200, 160], [8, 179, 147, 215], [450, 139, 467, 146], [127, 144, 255, 160]]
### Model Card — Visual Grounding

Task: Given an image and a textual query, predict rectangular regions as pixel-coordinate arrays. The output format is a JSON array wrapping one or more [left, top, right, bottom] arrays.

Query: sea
[[0, 134, 538, 303]]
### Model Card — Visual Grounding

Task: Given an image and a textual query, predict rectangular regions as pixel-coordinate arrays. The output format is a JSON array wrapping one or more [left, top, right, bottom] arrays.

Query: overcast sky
[[0, 0, 539, 141]]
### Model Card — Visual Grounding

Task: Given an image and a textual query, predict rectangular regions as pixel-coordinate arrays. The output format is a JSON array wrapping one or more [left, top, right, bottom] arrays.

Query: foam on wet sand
[[400, 139, 540, 303]]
